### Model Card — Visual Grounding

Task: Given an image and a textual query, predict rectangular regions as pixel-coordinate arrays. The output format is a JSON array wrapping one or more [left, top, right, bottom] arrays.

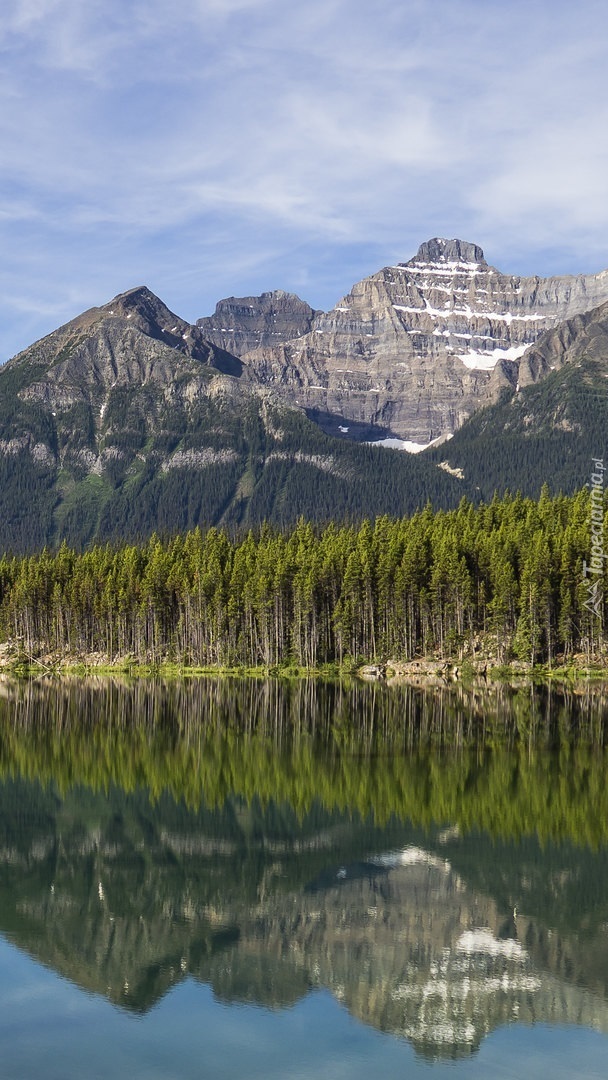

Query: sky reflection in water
[[2, 939, 608, 1080]]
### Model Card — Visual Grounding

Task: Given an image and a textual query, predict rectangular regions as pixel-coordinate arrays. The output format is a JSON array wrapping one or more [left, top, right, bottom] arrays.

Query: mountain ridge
[[197, 237, 608, 445], [428, 298, 608, 498], [196, 288, 318, 356], [1, 237, 607, 551], [0, 280, 467, 552]]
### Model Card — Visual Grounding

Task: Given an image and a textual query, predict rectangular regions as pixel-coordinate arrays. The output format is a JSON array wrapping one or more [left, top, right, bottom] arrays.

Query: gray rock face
[[516, 297, 608, 387], [196, 290, 317, 356], [415, 237, 486, 264], [13, 285, 245, 415], [222, 239, 608, 444]]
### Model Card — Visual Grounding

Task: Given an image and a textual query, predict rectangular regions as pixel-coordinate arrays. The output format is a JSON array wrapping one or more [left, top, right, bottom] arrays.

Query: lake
[[1, 675, 608, 1078]]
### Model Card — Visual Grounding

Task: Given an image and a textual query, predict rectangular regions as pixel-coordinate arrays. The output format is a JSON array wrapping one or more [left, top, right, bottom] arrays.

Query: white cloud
[[1, 0, 608, 360]]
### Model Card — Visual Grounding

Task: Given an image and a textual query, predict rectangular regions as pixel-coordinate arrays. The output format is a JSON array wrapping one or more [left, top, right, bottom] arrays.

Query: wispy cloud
[[1, 0, 608, 360]]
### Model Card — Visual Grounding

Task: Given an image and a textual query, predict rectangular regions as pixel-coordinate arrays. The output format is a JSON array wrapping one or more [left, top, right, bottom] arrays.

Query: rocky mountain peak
[[231, 241, 608, 446], [196, 289, 318, 355], [100, 285, 200, 337], [108, 284, 153, 306], [407, 237, 487, 267], [47, 285, 185, 346], [6, 283, 244, 425]]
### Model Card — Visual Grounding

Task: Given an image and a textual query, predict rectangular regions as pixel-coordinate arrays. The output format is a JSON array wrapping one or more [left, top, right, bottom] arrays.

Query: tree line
[[0, 487, 605, 666]]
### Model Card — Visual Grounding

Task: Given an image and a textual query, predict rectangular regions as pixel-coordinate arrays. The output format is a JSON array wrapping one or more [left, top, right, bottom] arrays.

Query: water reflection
[[1, 676, 608, 843], [2, 674, 608, 749], [1, 677, 608, 1063]]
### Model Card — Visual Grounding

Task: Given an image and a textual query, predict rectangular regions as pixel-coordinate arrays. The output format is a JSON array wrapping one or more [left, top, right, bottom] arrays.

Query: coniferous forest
[[0, 487, 605, 667]]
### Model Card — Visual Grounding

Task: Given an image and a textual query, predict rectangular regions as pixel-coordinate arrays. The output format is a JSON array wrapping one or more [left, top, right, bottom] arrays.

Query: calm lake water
[[1, 676, 608, 1078]]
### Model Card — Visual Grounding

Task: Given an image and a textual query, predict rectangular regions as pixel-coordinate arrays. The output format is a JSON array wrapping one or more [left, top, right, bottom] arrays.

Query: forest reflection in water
[[1, 675, 608, 1071], [1, 674, 608, 841]]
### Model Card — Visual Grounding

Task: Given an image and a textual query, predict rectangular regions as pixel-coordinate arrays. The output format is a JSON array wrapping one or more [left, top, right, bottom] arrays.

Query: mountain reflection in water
[[1, 675, 608, 1062]]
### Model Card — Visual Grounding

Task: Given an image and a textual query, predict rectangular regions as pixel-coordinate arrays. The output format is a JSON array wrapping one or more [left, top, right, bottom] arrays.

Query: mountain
[[0, 285, 466, 553], [2, 241, 607, 553], [427, 298, 608, 498], [198, 237, 608, 445], [196, 289, 318, 355]]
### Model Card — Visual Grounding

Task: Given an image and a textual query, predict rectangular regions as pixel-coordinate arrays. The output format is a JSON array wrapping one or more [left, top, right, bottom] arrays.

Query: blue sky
[[1, 0, 608, 361]]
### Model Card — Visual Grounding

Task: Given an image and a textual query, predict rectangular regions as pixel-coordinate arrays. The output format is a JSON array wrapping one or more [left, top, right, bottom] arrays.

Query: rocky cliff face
[[2, 244, 607, 552], [516, 296, 608, 386], [196, 289, 317, 356], [198, 238, 608, 444], [0, 285, 467, 551], [427, 296, 608, 498], [12, 284, 245, 416]]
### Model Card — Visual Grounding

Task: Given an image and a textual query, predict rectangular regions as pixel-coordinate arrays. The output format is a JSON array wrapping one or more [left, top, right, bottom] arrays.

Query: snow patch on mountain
[[458, 344, 530, 370], [367, 436, 443, 453]]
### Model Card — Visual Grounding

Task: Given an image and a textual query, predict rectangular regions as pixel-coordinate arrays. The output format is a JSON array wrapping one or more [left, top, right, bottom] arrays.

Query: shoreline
[[1, 648, 607, 685]]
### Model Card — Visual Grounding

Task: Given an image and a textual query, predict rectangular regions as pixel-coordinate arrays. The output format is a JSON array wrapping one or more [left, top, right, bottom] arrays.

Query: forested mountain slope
[[2, 246, 608, 553], [430, 299, 608, 498], [0, 286, 465, 553]]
